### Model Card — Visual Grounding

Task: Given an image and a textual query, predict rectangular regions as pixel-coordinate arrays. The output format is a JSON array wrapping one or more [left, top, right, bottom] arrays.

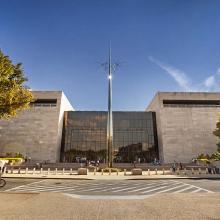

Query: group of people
[[85, 160, 100, 167], [153, 158, 161, 166], [171, 161, 183, 172], [24, 156, 32, 163]]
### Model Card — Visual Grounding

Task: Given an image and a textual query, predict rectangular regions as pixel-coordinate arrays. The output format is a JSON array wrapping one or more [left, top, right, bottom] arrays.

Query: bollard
[[33, 168, 35, 175], [47, 168, 50, 175], [55, 168, 57, 175], [184, 168, 187, 175], [162, 168, 165, 175], [191, 168, 194, 174], [198, 168, 201, 175], [177, 168, 180, 175], [40, 168, 43, 174], [124, 169, 126, 176], [18, 167, 21, 174], [206, 167, 208, 174], [62, 168, 65, 175], [25, 168, 28, 174], [109, 169, 111, 175], [94, 168, 96, 175], [155, 169, 157, 175], [170, 168, 173, 173], [117, 169, 119, 176], [70, 168, 72, 175], [11, 167, 13, 174], [148, 169, 150, 176]]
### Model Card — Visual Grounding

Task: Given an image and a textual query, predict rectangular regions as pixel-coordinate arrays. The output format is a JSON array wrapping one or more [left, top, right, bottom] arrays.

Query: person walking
[[133, 160, 136, 168], [172, 161, 176, 172], [0, 160, 7, 187], [0, 160, 7, 174]]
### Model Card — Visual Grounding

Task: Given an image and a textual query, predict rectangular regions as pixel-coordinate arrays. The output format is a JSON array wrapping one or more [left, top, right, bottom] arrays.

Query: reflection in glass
[[61, 111, 158, 163]]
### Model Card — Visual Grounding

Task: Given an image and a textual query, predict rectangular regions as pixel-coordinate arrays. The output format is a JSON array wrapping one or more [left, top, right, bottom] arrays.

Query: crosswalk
[[5, 180, 213, 199]]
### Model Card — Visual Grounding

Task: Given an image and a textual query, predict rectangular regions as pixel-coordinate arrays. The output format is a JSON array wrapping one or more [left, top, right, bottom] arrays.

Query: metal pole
[[107, 44, 113, 168]]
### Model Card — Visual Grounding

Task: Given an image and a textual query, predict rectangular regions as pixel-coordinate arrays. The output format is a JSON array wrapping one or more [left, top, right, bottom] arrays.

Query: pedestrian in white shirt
[[0, 160, 7, 174]]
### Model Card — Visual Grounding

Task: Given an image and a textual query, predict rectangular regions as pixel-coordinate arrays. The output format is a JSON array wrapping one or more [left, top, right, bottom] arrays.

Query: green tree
[[213, 113, 220, 151], [0, 50, 33, 119]]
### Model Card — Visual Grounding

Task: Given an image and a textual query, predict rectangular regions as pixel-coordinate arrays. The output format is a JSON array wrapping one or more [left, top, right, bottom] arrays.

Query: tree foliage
[[0, 50, 33, 119], [213, 112, 220, 151], [197, 152, 220, 163]]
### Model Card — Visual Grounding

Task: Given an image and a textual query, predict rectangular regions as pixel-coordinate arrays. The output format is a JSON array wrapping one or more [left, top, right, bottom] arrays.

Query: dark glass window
[[31, 99, 57, 107], [61, 111, 158, 163], [163, 99, 220, 108]]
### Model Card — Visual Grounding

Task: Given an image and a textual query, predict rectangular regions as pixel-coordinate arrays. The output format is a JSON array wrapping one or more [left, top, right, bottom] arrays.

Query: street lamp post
[[107, 45, 113, 168]]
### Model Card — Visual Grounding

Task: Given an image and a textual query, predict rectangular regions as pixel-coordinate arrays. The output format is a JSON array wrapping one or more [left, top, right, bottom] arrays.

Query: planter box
[[77, 168, 88, 175], [131, 168, 142, 175]]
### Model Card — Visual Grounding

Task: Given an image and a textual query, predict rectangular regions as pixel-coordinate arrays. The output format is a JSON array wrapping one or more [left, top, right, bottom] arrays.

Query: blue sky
[[1, 0, 220, 110]]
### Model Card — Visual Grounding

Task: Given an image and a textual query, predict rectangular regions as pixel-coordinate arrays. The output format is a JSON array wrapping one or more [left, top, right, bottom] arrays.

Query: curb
[[3, 176, 93, 180], [2, 175, 220, 180]]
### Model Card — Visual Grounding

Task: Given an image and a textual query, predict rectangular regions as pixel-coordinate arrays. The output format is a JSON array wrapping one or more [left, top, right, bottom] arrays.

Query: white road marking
[[76, 185, 114, 192], [9, 185, 82, 192], [6, 181, 101, 192], [96, 183, 150, 192], [112, 186, 143, 192], [9, 182, 112, 192], [154, 184, 186, 194], [5, 180, 214, 198], [171, 180, 213, 193], [112, 182, 168, 193], [140, 182, 182, 194], [129, 182, 170, 192], [173, 186, 194, 193], [96, 186, 126, 192], [191, 188, 203, 193], [5, 179, 47, 192]]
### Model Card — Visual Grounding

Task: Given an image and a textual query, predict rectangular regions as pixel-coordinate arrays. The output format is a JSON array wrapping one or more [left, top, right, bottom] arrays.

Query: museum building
[[0, 91, 219, 163]]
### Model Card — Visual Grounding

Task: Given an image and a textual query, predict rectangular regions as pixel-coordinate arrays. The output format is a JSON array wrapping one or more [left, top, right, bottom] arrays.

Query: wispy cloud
[[148, 56, 192, 91], [149, 56, 220, 92], [203, 75, 216, 88]]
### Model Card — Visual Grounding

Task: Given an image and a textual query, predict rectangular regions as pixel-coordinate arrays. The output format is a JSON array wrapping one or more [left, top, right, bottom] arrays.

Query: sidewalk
[[0, 192, 219, 220], [3, 171, 220, 180]]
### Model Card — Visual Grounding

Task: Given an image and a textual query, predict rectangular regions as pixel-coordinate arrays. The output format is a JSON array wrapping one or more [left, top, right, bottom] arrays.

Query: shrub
[[196, 151, 220, 164], [210, 151, 220, 160], [197, 153, 209, 160], [4, 152, 24, 158]]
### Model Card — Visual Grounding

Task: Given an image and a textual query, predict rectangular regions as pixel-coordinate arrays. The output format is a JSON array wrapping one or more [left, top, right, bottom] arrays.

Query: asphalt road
[[0, 178, 38, 191], [1, 178, 220, 199], [178, 178, 220, 192]]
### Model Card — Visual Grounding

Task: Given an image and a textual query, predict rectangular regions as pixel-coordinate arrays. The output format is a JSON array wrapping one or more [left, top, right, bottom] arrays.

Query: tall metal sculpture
[[107, 45, 113, 168]]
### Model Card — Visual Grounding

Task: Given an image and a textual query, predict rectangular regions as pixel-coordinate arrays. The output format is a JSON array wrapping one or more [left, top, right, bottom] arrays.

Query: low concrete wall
[[78, 168, 88, 175], [131, 168, 142, 175]]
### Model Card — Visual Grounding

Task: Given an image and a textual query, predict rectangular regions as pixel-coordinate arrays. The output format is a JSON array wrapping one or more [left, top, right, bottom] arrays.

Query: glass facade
[[61, 111, 158, 163]]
